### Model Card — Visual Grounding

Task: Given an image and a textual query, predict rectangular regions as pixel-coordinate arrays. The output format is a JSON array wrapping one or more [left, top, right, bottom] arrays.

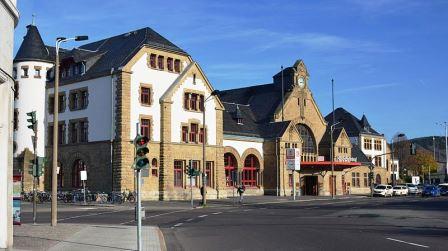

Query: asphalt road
[[20, 196, 448, 251]]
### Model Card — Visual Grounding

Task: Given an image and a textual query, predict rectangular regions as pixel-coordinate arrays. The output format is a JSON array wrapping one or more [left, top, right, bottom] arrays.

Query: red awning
[[301, 161, 361, 167]]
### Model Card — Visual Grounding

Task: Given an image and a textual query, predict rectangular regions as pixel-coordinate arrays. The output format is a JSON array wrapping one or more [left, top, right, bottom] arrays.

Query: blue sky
[[14, 0, 448, 140]]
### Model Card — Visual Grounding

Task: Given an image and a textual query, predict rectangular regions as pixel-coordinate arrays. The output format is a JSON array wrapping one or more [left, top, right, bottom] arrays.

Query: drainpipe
[[276, 137, 279, 196], [110, 68, 115, 193]]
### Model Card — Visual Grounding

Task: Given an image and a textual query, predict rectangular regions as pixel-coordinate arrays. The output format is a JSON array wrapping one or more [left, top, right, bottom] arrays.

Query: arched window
[[72, 159, 86, 188], [151, 158, 158, 168], [375, 174, 381, 185], [224, 153, 237, 187], [296, 124, 316, 154], [242, 154, 260, 187]]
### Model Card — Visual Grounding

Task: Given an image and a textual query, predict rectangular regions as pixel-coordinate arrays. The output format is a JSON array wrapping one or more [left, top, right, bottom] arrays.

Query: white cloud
[[335, 83, 401, 94]]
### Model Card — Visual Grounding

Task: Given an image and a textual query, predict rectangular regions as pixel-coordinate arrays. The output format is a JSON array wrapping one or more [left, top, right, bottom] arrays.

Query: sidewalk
[[13, 223, 165, 251]]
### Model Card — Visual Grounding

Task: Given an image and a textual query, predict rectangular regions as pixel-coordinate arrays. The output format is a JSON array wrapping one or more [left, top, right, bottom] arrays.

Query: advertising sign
[[13, 175, 22, 225], [412, 176, 420, 185], [286, 148, 301, 171], [80, 170, 87, 181]]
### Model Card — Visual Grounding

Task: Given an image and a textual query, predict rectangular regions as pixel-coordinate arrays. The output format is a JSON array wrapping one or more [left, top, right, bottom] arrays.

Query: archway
[[242, 154, 260, 187], [72, 159, 87, 188], [224, 153, 237, 187]]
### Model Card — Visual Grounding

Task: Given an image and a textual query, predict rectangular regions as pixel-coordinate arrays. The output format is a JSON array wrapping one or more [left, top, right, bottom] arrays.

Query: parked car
[[405, 183, 421, 195], [392, 185, 408, 196], [421, 185, 441, 197], [438, 184, 448, 196], [373, 185, 393, 197]]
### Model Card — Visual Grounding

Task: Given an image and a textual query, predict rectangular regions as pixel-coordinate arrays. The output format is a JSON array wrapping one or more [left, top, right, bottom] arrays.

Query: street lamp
[[330, 120, 341, 199], [201, 90, 219, 206], [51, 35, 88, 226], [391, 133, 405, 186]]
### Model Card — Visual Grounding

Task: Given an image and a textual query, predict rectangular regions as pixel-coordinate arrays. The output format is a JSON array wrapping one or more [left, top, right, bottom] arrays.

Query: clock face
[[298, 77, 305, 88]]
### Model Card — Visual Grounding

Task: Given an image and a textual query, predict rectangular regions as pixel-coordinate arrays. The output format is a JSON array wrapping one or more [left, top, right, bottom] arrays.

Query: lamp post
[[436, 122, 448, 181], [52, 35, 88, 226], [391, 133, 405, 186], [201, 90, 219, 206], [330, 78, 340, 199]]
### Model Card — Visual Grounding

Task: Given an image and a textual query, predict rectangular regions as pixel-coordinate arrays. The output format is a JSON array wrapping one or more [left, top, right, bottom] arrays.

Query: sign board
[[286, 148, 301, 171], [412, 176, 420, 185], [57, 166, 60, 174], [335, 156, 357, 162], [318, 156, 325, 162], [13, 175, 22, 225], [80, 170, 87, 181]]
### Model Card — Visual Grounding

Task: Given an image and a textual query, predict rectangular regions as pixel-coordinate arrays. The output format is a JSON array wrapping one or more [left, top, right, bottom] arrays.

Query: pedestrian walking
[[237, 185, 246, 204]]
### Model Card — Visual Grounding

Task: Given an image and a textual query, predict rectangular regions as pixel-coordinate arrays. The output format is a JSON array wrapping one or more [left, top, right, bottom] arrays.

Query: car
[[438, 184, 448, 196], [421, 185, 441, 197], [373, 184, 393, 197], [405, 183, 421, 195], [392, 185, 408, 196]]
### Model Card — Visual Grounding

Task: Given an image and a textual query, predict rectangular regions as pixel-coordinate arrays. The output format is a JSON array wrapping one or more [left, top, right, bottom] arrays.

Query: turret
[[13, 24, 53, 159]]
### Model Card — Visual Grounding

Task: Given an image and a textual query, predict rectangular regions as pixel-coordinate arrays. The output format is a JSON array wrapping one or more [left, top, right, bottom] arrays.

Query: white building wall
[[129, 53, 179, 141], [0, 0, 19, 248], [46, 76, 113, 142], [171, 76, 217, 145], [14, 61, 53, 157], [360, 135, 387, 168], [223, 139, 264, 158]]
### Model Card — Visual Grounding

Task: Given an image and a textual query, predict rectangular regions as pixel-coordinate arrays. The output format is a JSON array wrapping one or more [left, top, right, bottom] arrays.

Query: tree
[[403, 150, 438, 176]]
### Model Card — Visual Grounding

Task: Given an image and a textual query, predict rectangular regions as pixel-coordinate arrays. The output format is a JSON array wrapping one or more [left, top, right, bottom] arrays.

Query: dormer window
[[167, 57, 173, 71], [237, 118, 243, 125], [174, 59, 181, 73], [158, 55, 164, 70]]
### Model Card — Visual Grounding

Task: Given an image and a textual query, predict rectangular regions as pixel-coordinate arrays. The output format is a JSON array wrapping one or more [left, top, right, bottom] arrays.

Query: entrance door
[[305, 176, 318, 196], [342, 175, 346, 195], [329, 175, 336, 196]]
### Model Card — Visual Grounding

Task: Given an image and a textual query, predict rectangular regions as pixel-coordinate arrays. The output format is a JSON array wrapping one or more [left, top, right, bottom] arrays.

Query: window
[[190, 94, 198, 111], [374, 139, 382, 151], [174, 59, 181, 73], [189, 123, 198, 143], [184, 93, 190, 110], [167, 57, 173, 71], [199, 95, 204, 112], [297, 98, 300, 107], [151, 158, 158, 168], [140, 118, 151, 140], [206, 161, 214, 187], [224, 153, 237, 187], [242, 154, 260, 187], [363, 138, 372, 150], [363, 173, 368, 187], [79, 121, 88, 142], [58, 123, 66, 145], [149, 54, 157, 68], [375, 156, 382, 167], [151, 169, 158, 177], [158, 55, 164, 69], [72, 159, 86, 188], [70, 92, 79, 110], [13, 109, 18, 131], [69, 89, 88, 110], [70, 122, 78, 143], [34, 67, 41, 78], [352, 172, 360, 187], [47, 125, 54, 145], [193, 74, 196, 84], [174, 160, 184, 187], [140, 86, 151, 105], [49, 93, 66, 114], [21, 67, 29, 78], [182, 126, 188, 143], [80, 90, 88, 109], [297, 124, 316, 154], [199, 128, 205, 143]]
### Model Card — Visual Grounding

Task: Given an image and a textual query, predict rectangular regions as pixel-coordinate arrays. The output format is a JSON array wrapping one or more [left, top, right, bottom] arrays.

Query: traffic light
[[185, 166, 200, 177], [133, 135, 149, 170], [26, 111, 37, 131], [410, 143, 417, 155], [28, 159, 37, 176], [368, 172, 374, 180], [37, 157, 46, 177]]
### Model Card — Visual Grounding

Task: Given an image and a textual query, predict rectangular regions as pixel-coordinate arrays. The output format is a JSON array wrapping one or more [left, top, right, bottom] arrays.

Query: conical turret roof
[[14, 24, 52, 63]]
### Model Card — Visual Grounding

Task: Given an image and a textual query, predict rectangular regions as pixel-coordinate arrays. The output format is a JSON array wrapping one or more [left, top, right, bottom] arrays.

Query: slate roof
[[15, 25, 187, 86], [325, 107, 382, 137], [351, 144, 371, 165], [222, 101, 290, 139], [319, 127, 344, 148], [14, 25, 52, 63]]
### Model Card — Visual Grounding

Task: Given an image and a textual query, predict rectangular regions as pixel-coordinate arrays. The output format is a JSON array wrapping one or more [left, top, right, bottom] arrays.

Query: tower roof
[[14, 25, 52, 63]]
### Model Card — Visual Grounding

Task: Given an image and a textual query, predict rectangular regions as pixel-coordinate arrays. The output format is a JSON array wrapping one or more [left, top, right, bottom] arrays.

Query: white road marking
[[185, 218, 194, 222], [120, 208, 192, 225], [243, 209, 252, 212], [386, 238, 429, 248], [198, 214, 208, 218], [59, 210, 126, 222], [212, 212, 222, 215], [173, 223, 183, 227], [79, 207, 97, 210]]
